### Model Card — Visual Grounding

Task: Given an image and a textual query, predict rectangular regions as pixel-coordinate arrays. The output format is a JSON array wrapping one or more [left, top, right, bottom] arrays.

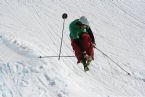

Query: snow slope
[[0, 0, 145, 97]]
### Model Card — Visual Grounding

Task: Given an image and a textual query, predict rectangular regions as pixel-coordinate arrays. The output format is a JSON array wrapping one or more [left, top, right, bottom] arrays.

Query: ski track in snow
[[0, 0, 145, 97]]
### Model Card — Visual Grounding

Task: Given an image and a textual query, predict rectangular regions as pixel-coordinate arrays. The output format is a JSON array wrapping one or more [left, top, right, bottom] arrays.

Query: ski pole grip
[[62, 13, 68, 19]]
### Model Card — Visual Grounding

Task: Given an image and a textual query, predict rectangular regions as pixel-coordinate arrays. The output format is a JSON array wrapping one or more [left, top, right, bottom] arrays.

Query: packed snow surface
[[0, 0, 145, 97]]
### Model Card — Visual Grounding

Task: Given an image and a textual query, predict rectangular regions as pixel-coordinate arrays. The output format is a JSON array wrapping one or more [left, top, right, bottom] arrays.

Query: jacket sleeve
[[87, 27, 95, 44]]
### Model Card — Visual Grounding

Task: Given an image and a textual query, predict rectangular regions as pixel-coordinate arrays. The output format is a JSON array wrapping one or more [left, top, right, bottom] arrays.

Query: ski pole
[[39, 55, 75, 58], [94, 47, 130, 75], [58, 13, 68, 60]]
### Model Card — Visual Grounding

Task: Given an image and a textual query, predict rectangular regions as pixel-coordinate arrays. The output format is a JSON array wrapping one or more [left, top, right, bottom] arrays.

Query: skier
[[69, 16, 96, 71]]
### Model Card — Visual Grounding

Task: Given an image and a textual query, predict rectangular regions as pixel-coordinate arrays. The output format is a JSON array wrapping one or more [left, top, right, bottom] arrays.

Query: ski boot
[[83, 53, 92, 66], [82, 53, 89, 72]]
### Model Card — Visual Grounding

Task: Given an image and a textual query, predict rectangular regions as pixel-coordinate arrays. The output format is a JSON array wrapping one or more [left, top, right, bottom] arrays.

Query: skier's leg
[[82, 56, 89, 71], [71, 39, 82, 63], [81, 33, 94, 65]]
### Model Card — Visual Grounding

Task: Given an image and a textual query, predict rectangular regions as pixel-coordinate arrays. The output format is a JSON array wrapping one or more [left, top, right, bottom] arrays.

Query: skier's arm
[[87, 27, 95, 44]]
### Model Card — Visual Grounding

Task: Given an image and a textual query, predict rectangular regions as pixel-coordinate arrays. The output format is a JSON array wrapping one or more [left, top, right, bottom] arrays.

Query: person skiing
[[69, 16, 96, 71]]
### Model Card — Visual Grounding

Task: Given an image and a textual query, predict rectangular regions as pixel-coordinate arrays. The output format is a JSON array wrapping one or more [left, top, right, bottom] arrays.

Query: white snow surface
[[0, 0, 145, 97]]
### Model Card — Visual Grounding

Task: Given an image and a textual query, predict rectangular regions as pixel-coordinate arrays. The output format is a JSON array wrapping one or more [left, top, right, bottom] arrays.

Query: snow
[[0, 0, 145, 97]]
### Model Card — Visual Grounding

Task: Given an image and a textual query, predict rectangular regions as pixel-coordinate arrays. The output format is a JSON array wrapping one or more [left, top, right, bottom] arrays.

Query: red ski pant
[[71, 33, 94, 63]]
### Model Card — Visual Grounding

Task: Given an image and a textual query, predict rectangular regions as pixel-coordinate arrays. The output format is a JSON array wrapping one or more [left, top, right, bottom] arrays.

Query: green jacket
[[69, 19, 86, 39], [69, 19, 95, 43]]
